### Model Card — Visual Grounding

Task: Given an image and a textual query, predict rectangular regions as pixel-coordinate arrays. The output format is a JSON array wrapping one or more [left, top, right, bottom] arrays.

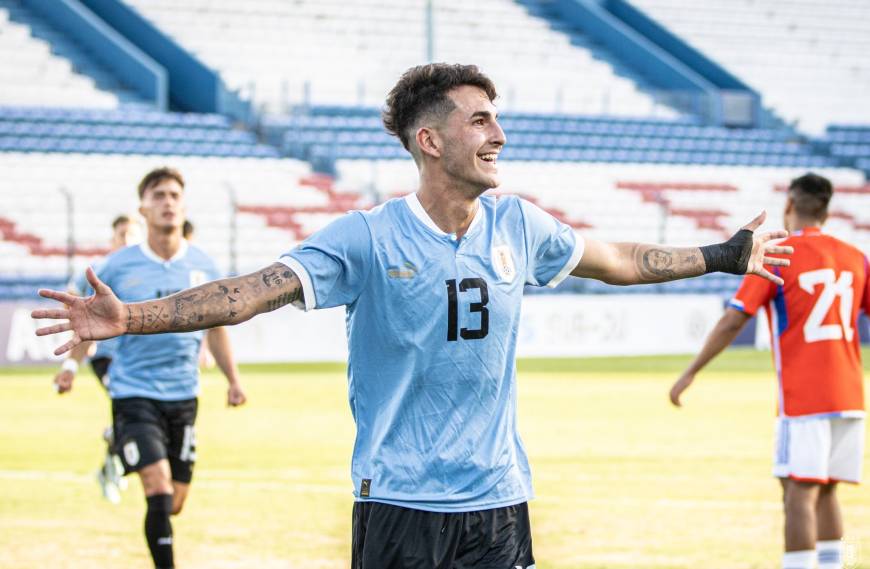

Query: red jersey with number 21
[[728, 227, 869, 417]]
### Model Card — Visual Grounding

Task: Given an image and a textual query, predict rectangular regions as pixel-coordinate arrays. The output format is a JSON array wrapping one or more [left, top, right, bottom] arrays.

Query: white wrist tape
[[61, 359, 79, 374]]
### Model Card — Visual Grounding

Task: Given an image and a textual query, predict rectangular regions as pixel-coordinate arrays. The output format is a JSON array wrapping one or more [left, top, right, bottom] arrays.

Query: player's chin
[[474, 170, 500, 190]]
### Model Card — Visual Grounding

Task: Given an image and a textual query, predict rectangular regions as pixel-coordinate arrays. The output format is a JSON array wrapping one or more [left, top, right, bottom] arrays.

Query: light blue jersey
[[281, 194, 583, 512], [70, 263, 118, 360], [95, 241, 220, 401]]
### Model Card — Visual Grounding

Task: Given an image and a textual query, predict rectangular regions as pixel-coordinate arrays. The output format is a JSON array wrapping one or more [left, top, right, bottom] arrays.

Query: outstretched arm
[[570, 211, 792, 286], [669, 308, 751, 407], [32, 262, 302, 355]]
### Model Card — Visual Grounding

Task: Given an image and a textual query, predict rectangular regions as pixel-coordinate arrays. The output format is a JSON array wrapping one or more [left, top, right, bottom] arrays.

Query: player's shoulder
[[477, 193, 525, 219], [791, 231, 864, 259], [353, 196, 404, 232], [100, 244, 142, 268], [184, 243, 214, 262]]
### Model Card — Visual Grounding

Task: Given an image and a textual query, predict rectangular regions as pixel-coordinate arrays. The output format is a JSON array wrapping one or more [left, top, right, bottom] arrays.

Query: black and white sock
[[145, 494, 174, 569]]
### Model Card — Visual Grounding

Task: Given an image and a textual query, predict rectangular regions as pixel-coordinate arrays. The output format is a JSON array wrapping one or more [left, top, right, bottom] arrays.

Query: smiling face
[[435, 85, 506, 195], [139, 178, 185, 233]]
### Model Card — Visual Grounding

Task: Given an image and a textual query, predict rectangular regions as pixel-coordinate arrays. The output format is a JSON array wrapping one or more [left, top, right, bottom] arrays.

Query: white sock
[[782, 550, 815, 569], [817, 539, 843, 569]]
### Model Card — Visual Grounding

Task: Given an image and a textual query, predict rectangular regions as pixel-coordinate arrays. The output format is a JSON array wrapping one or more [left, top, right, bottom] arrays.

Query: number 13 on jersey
[[445, 278, 489, 341]]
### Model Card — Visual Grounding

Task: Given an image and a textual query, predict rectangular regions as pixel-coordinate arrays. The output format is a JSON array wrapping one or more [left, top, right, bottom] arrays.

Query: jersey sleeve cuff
[[545, 233, 585, 289], [277, 255, 316, 311], [727, 298, 753, 315]]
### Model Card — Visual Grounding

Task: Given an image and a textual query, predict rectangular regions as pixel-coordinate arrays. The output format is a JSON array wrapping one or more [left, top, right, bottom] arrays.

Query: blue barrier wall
[[22, 0, 167, 110], [550, 0, 719, 120], [605, 0, 749, 90], [604, 0, 765, 127], [77, 0, 251, 122], [549, 0, 764, 126]]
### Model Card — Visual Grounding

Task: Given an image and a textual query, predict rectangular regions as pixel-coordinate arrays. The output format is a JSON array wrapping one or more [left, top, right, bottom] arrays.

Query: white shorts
[[773, 416, 865, 484]]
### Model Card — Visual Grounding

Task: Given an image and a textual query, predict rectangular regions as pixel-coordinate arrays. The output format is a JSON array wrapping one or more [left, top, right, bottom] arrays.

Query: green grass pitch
[[1, 348, 868, 568]]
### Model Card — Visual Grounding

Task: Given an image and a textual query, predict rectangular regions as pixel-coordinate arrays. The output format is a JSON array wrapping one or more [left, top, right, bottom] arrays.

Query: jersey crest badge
[[123, 441, 140, 466], [493, 245, 516, 282], [189, 270, 208, 287]]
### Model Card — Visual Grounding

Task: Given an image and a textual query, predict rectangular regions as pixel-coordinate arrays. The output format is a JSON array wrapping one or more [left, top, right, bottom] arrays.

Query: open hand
[[32, 267, 127, 356], [741, 211, 793, 286]]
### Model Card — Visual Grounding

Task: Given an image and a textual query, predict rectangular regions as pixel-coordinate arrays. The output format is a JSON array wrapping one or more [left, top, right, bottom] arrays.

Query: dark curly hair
[[789, 173, 833, 219], [383, 63, 497, 152]]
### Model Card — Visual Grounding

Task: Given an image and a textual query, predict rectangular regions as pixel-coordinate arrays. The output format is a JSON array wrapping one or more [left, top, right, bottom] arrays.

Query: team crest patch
[[493, 245, 516, 282], [387, 262, 417, 279], [189, 270, 207, 287], [123, 441, 140, 466]]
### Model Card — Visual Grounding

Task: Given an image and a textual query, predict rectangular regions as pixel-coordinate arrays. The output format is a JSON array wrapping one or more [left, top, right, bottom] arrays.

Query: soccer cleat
[[110, 454, 128, 491], [102, 426, 114, 446], [96, 464, 121, 504]]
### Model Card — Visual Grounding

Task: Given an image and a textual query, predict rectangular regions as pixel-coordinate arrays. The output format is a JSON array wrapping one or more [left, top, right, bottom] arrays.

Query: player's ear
[[416, 127, 441, 159]]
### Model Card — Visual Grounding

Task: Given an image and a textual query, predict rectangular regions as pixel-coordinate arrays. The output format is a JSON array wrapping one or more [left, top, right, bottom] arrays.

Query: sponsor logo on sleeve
[[190, 270, 208, 287]]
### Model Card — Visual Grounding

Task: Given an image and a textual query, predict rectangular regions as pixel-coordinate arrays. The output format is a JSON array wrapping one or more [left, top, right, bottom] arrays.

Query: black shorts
[[111, 397, 198, 484], [90, 357, 111, 389], [352, 501, 534, 569]]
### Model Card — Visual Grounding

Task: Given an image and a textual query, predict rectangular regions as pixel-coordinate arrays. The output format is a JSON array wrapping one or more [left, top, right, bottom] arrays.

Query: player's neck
[[146, 229, 184, 260], [416, 180, 481, 239], [788, 217, 822, 233]]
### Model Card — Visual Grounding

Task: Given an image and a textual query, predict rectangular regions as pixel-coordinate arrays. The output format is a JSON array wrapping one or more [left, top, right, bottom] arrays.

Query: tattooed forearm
[[125, 263, 302, 334], [265, 288, 303, 312], [261, 267, 294, 288], [633, 244, 705, 283]]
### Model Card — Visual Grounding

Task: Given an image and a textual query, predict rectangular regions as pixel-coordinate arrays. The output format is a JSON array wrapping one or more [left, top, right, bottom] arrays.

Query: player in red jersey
[[670, 173, 868, 569]]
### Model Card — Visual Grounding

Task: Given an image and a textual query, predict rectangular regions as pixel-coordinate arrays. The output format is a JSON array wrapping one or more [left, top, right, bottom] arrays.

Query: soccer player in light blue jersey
[[55, 214, 141, 504], [47, 168, 247, 569], [35, 64, 791, 569]]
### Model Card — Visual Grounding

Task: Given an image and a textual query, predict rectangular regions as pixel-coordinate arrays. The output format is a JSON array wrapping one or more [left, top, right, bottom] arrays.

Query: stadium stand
[[0, 0, 142, 108], [121, 0, 680, 118], [1, 0, 867, 303], [0, 152, 320, 279], [823, 124, 870, 178], [629, 0, 870, 134], [269, 106, 836, 174], [0, 106, 278, 157]]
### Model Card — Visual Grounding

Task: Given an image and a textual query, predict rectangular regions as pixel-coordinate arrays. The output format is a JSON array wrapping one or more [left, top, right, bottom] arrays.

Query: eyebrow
[[470, 110, 498, 121]]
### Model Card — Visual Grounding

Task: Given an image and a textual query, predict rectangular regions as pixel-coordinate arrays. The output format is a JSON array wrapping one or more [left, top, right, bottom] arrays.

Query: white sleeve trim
[[545, 233, 585, 289], [277, 255, 316, 311]]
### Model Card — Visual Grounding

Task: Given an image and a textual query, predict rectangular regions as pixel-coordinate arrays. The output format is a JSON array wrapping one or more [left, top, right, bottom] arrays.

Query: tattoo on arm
[[265, 288, 302, 312], [633, 245, 705, 283], [127, 263, 303, 334]]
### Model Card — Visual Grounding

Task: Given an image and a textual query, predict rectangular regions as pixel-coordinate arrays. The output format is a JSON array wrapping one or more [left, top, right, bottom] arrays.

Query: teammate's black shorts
[[111, 397, 198, 484], [352, 501, 534, 569], [90, 357, 111, 390]]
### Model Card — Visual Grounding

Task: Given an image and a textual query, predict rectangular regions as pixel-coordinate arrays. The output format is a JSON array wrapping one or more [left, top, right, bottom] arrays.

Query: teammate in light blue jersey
[[36, 64, 791, 569], [47, 168, 247, 569], [96, 236, 220, 400], [54, 214, 141, 503]]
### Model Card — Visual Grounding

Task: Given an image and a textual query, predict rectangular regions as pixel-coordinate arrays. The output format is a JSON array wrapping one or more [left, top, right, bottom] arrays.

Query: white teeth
[[479, 154, 497, 162]]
